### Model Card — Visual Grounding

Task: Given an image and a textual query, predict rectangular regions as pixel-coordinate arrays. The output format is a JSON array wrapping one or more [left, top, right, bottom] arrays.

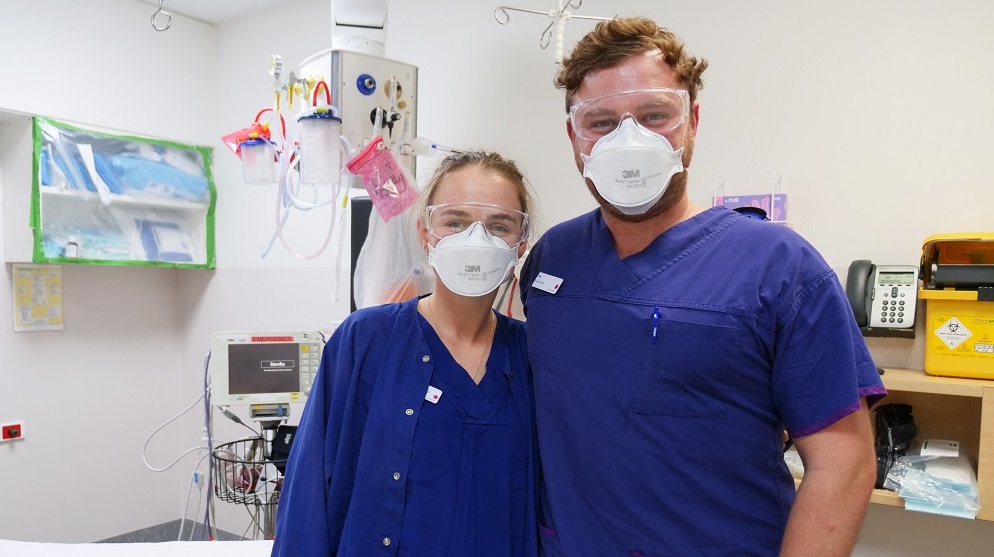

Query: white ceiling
[[137, 0, 297, 25]]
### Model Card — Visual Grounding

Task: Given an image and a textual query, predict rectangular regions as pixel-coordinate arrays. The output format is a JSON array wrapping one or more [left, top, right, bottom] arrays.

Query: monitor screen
[[209, 331, 324, 409], [227, 342, 301, 395]]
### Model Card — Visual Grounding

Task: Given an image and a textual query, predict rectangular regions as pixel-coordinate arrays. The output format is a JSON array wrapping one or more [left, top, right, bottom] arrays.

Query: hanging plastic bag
[[353, 204, 434, 309], [346, 136, 417, 222]]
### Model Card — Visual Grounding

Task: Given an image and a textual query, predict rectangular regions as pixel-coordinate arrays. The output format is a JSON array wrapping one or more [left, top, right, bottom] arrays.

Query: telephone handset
[[845, 260, 919, 332]]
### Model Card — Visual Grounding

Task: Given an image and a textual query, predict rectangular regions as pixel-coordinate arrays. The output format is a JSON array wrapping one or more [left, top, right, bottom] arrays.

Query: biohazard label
[[934, 317, 972, 349]]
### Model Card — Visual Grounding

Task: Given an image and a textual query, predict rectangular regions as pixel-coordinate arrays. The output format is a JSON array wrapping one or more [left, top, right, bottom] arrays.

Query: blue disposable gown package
[[101, 153, 209, 202], [884, 452, 980, 519]]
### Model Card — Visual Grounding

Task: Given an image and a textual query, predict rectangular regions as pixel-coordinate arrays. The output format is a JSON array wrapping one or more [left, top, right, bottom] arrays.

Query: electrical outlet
[[1, 422, 25, 442]]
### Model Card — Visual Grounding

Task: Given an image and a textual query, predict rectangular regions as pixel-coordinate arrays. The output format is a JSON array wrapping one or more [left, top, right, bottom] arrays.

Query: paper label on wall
[[12, 264, 64, 332], [934, 316, 971, 349]]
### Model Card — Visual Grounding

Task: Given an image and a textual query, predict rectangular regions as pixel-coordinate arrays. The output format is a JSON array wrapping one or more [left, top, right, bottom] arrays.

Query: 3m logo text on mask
[[580, 118, 685, 216], [428, 221, 520, 297]]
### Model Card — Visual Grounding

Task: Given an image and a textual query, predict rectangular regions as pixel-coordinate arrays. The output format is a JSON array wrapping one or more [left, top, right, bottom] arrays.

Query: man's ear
[[690, 102, 701, 137]]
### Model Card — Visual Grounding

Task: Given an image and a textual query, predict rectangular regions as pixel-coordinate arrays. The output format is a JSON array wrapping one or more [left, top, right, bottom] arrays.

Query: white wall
[[390, 0, 994, 267], [0, 0, 215, 542], [2, 0, 994, 551], [0, 0, 344, 542]]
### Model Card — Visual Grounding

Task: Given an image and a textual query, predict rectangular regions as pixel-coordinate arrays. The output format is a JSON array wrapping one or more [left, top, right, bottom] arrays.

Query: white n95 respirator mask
[[428, 222, 519, 297], [580, 118, 684, 216]]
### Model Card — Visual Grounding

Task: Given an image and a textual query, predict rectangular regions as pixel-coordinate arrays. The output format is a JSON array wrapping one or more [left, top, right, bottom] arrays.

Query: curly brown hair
[[554, 17, 708, 112]]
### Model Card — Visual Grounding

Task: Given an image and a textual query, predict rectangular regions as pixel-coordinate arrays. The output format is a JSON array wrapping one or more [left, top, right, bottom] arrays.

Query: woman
[[271, 151, 538, 556]]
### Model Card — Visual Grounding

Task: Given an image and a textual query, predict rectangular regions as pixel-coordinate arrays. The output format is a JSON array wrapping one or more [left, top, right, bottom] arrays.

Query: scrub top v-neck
[[397, 312, 528, 557]]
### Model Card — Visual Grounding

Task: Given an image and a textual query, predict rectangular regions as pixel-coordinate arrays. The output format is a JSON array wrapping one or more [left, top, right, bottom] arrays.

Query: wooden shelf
[[794, 368, 994, 521], [879, 367, 993, 520], [869, 487, 904, 508], [880, 367, 989, 398]]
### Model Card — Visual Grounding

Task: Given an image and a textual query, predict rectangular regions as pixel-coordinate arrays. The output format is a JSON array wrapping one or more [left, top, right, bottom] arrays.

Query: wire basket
[[212, 437, 285, 506]]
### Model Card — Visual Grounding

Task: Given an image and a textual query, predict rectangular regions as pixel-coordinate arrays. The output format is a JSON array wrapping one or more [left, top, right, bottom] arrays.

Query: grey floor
[[98, 519, 241, 543]]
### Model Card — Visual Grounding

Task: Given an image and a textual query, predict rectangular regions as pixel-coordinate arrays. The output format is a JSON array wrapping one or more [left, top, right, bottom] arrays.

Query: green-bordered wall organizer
[[30, 117, 216, 268]]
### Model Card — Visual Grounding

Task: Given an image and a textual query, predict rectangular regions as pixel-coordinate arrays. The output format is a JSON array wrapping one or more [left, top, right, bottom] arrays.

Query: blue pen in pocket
[[651, 306, 660, 345]]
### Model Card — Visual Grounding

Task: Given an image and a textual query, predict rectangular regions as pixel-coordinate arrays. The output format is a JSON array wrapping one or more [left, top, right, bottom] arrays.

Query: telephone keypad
[[877, 296, 910, 325]]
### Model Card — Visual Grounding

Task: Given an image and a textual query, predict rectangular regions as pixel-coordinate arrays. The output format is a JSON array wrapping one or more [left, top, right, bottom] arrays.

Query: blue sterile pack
[[33, 117, 215, 266], [884, 440, 981, 519], [101, 153, 209, 202], [39, 119, 209, 203]]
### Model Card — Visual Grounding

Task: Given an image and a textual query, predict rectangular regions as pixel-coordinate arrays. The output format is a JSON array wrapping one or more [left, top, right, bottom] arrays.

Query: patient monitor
[[209, 331, 324, 420]]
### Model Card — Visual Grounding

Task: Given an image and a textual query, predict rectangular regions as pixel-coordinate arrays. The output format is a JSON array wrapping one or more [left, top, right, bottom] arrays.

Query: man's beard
[[583, 130, 696, 223]]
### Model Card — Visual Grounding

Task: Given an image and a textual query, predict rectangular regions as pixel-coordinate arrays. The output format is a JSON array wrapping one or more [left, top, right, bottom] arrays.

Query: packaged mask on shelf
[[883, 440, 981, 519]]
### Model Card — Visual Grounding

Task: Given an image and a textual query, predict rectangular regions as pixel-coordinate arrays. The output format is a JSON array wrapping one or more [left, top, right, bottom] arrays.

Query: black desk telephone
[[845, 260, 919, 338]]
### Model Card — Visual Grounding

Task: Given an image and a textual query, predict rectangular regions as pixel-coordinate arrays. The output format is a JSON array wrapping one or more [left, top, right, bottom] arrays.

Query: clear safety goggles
[[426, 202, 530, 245], [569, 88, 690, 141]]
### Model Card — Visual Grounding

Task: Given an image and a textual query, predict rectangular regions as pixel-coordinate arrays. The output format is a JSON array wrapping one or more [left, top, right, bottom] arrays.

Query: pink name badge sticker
[[425, 385, 442, 404], [532, 272, 563, 295]]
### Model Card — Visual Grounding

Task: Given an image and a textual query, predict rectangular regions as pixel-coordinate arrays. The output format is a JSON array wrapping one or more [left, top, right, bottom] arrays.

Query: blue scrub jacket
[[270, 297, 540, 556], [520, 207, 885, 556]]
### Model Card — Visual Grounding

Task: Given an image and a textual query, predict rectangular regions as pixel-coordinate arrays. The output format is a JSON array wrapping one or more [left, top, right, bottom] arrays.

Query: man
[[519, 17, 885, 556]]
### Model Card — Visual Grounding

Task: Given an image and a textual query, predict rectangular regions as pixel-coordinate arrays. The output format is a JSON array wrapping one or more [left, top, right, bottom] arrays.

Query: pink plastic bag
[[346, 136, 417, 222]]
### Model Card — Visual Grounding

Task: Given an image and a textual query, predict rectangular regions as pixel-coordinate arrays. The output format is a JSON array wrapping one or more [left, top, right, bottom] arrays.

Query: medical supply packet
[[346, 136, 417, 222], [883, 439, 981, 519]]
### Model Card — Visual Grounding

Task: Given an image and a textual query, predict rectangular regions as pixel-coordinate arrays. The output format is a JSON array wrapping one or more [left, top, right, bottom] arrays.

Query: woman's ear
[[416, 217, 430, 252]]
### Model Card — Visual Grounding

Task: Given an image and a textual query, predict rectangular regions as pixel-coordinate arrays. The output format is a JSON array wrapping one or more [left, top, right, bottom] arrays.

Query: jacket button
[[393, 472, 401, 480], [382, 537, 391, 546], [422, 355, 430, 362], [405, 408, 414, 416]]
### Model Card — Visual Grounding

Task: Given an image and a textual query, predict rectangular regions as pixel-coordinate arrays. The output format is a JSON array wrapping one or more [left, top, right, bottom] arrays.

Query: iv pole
[[494, 0, 612, 64]]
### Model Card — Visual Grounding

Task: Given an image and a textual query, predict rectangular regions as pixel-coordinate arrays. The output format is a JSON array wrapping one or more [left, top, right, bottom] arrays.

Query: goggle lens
[[570, 88, 689, 141], [426, 202, 529, 245]]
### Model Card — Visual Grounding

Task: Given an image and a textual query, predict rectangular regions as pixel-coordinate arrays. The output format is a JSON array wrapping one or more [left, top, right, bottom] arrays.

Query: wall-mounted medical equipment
[[299, 49, 418, 178], [221, 110, 283, 186], [846, 260, 919, 339], [918, 232, 994, 380], [208, 330, 324, 420], [296, 83, 346, 187], [298, 48, 428, 310], [220, 46, 419, 261], [347, 136, 417, 222], [331, 0, 388, 56], [401, 136, 465, 157]]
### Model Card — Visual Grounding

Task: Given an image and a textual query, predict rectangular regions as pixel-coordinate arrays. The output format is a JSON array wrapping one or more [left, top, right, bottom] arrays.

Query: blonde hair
[[416, 150, 536, 240]]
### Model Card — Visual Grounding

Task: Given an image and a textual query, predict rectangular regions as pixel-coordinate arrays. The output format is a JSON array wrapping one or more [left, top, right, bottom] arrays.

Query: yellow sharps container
[[919, 232, 994, 379]]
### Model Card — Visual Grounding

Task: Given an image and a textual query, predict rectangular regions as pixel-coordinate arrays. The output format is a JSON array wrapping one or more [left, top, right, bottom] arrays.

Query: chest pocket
[[630, 318, 743, 418]]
